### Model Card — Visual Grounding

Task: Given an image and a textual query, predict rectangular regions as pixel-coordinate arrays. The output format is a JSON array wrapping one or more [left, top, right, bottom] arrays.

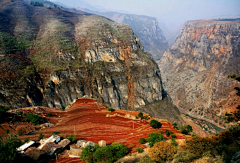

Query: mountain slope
[[77, 9, 169, 60], [0, 0, 184, 124], [158, 19, 240, 132]]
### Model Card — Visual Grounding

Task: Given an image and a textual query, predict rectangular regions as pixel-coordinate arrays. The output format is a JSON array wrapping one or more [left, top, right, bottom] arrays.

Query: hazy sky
[[50, 0, 240, 35]]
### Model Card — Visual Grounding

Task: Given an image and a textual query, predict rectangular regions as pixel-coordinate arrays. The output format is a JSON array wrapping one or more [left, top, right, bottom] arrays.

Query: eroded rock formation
[[159, 19, 240, 132]]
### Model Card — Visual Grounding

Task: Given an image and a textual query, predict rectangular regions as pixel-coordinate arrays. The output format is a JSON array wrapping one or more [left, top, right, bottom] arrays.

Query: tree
[[149, 119, 162, 129], [148, 141, 176, 162], [0, 134, 22, 163], [81, 145, 100, 163], [138, 112, 143, 119], [108, 107, 115, 112], [93, 146, 113, 163], [147, 132, 164, 147]]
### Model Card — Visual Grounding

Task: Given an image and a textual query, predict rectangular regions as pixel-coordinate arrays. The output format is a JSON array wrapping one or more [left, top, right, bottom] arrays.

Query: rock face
[[82, 11, 169, 60], [0, 0, 164, 112], [159, 19, 240, 131]]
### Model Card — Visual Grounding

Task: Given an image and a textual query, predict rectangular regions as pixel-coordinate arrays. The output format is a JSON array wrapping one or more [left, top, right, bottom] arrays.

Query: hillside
[[0, 0, 185, 124], [158, 19, 240, 134]]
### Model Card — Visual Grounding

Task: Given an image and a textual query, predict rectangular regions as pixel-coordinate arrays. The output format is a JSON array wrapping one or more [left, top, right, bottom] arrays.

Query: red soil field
[[1, 98, 190, 162]]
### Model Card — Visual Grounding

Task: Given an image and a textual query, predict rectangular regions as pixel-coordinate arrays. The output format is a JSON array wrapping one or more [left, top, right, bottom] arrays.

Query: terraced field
[[0, 98, 190, 162]]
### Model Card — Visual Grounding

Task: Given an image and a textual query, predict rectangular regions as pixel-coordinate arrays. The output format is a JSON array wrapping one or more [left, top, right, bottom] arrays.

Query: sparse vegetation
[[149, 119, 162, 129], [30, 1, 44, 6]]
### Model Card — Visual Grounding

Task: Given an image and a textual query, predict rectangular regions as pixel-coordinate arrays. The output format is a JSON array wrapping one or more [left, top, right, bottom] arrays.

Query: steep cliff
[[78, 10, 169, 60], [0, 0, 168, 114], [159, 19, 240, 132]]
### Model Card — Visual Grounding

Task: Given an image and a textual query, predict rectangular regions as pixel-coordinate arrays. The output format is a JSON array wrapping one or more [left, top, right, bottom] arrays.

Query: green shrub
[[93, 146, 113, 163], [38, 133, 44, 140], [138, 138, 146, 144], [147, 132, 164, 147], [171, 138, 178, 147], [170, 133, 177, 138], [165, 130, 171, 137], [110, 143, 128, 161], [60, 106, 65, 111], [138, 112, 143, 119], [108, 107, 115, 112], [179, 125, 193, 135], [46, 112, 52, 117], [173, 150, 196, 162], [67, 134, 76, 142], [136, 147, 143, 153], [81, 145, 100, 163], [149, 119, 162, 129], [81, 143, 128, 163], [172, 123, 178, 130], [0, 134, 22, 163], [144, 116, 148, 120]]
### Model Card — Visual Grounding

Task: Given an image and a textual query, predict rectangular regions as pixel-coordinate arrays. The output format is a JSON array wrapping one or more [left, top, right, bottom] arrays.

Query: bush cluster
[[149, 119, 162, 129], [146, 132, 164, 147], [148, 141, 176, 162], [180, 125, 240, 162], [81, 143, 128, 163]]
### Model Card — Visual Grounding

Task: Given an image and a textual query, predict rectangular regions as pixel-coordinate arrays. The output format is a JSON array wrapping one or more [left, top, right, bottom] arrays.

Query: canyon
[[159, 19, 240, 133]]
